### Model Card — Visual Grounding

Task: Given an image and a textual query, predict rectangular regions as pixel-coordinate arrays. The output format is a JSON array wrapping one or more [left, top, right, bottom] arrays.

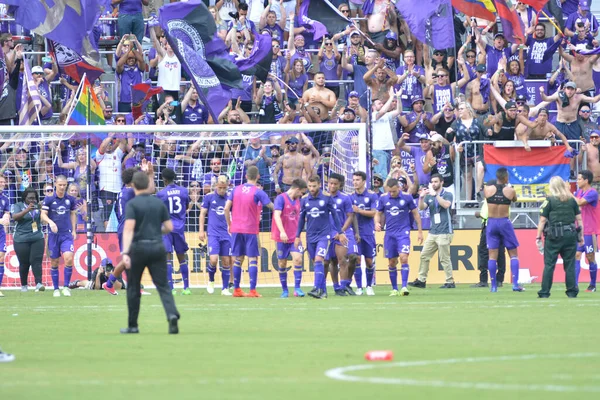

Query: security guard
[[472, 200, 506, 288], [536, 176, 584, 298]]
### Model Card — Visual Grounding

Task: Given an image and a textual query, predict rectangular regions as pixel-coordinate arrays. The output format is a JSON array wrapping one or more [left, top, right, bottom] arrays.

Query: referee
[[120, 171, 180, 334]]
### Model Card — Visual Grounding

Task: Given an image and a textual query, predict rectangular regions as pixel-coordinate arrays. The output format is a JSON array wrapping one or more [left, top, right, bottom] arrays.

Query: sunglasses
[[466, 54, 476, 58], [325, 42, 333, 46], [581, 110, 591, 113], [591, 136, 600, 139], [116, 119, 125, 123], [45, 189, 53, 192], [341, 9, 350, 13], [190, 184, 200, 188], [211, 163, 221, 166], [434, 52, 443, 56], [273, 45, 280, 48], [436, 74, 448, 78]]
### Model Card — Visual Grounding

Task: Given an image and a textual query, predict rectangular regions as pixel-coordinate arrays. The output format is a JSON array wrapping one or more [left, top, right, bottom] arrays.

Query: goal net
[[0, 122, 366, 290]]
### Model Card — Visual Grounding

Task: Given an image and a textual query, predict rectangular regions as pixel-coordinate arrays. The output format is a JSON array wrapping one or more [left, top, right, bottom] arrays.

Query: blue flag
[[159, 0, 242, 122], [4, 0, 109, 55], [396, 0, 454, 50]]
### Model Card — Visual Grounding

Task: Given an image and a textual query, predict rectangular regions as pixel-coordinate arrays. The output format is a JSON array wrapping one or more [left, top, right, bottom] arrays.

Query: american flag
[[19, 60, 42, 126]]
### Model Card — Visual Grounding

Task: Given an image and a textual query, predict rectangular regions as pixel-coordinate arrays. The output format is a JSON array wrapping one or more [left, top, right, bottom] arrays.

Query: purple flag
[[19, 60, 42, 126], [298, 0, 350, 41], [234, 33, 273, 83], [396, 0, 455, 50], [159, 0, 242, 121], [51, 40, 104, 84], [5, 0, 109, 55], [578, 46, 600, 56]]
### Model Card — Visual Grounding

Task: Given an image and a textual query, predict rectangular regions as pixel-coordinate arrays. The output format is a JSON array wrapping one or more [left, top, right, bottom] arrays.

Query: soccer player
[[41, 176, 77, 297], [272, 178, 308, 298], [574, 170, 598, 292], [199, 175, 233, 296], [375, 178, 423, 296], [484, 168, 524, 292], [325, 173, 359, 296], [224, 166, 274, 297], [157, 168, 191, 295], [295, 176, 347, 299], [351, 171, 379, 295], [0, 176, 10, 297]]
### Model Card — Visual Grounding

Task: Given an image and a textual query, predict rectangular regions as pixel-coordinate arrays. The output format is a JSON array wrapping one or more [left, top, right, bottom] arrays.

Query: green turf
[[1, 285, 599, 400]]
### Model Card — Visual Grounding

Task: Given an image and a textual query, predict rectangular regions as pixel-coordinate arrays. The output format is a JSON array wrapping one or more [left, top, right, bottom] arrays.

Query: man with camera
[[68, 258, 125, 291]]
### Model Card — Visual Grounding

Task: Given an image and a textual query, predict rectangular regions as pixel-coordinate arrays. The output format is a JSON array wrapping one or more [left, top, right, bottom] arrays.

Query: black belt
[[475, 110, 489, 115]]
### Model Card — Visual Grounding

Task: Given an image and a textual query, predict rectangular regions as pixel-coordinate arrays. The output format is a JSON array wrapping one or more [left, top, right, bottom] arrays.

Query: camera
[[105, 264, 114, 274], [229, 11, 239, 20]]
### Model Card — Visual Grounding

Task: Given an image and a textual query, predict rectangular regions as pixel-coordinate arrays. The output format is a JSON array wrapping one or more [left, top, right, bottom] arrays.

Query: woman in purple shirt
[[317, 36, 341, 99], [57, 148, 97, 199], [285, 58, 308, 107]]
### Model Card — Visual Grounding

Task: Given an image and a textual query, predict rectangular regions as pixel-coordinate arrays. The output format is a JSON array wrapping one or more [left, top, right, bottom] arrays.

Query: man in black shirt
[[121, 171, 180, 334]]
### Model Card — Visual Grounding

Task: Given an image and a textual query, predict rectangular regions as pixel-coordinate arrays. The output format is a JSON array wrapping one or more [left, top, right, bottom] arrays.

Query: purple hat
[[580, 0, 590, 11], [101, 258, 113, 267], [386, 31, 398, 40], [348, 91, 360, 98], [411, 96, 425, 106]]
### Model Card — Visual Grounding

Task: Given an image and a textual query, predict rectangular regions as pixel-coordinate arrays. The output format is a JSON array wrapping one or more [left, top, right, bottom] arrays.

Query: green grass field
[[1, 285, 599, 400]]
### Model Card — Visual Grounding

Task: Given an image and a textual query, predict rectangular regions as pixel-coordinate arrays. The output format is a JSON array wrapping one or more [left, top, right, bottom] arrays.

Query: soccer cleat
[[68, 281, 80, 290], [344, 286, 356, 296], [0, 349, 15, 363], [490, 286, 498, 293], [439, 283, 456, 289], [248, 289, 262, 298], [102, 283, 118, 296], [233, 288, 247, 297], [497, 282, 504, 288], [294, 288, 305, 297], [221, 288, 232, 296], [172, 289, 177, 296], [470, 282, 489, 288], [355, 288, 363, 296], [168, 315, 179, 334], [120, 327, 140, 334], [280, 290, 289, 298], [35, 283, 45, 292], [181, 288, 192, 296], [408, 279, 426, 288], [586, 285, 596, 292], [512, 286, 525, 292], [62, 287, 71, 297], [53, 289, 61, 297], [0, 290, 4, 297], [207, 281, 215, 294], [366, 286, 375, 296], [401, 287, 410, 296], [20, 286, 28, 292], [389, 289, 399, 296], [307, 287, 322, 299], [334, 288, 348, 296], [140, 289, 151, 296]]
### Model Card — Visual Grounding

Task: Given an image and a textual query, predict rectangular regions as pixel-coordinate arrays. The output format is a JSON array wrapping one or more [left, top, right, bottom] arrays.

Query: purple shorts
[[307, 238, 329, 260], [0, 232, 5, 253], [577, 235, 596, 254], [163, 231, 189, 254], [209, 236, 232, 257], [326, 232, 358, 260], [487, 218, 519, 250], [231, 233, 260, 257], [118, 231, 123, 252], [384, 234, 411, 259], [276, 242, 302, 260], [358, 236, 377, 259], [48, 233, 74, 259]]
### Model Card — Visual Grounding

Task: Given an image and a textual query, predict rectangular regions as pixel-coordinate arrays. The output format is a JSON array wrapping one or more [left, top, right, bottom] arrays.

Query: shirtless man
[[363, 58, 397, 102], [515, 108, 573, 152], [301, 72, 336, 118], [539, 81, 600, 140], [559, 44, 600, 95], [273, 136, 311, 194], [579, 131, 600, 192], [467, 64, 491, 118], [366, 0, 397, 44]]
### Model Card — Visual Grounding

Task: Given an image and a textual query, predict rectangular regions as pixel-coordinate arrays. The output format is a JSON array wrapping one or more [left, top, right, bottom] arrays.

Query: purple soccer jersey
[[157, 183, 190, 233], [116, 187, 135, 235], [42, 194, 77, 234], [202, 192, 230, 240], [0, 193, 9, 250], [377, 192, 416, 235]]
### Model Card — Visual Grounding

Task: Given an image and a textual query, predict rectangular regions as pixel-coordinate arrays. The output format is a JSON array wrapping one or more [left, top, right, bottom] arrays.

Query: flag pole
[[85, 76, 93, 281]]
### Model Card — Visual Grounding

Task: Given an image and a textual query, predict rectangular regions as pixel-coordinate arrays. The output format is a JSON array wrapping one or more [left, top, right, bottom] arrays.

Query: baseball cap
[[398, 176, 408, 186], [417, 133, 431, 141], [104, 101, 113, 110], [430, 133, 444, 143], [101, 258, 113, 267], [516, 94, 527, 102], [476, 64, 486, 72], [385, 31, 398, 40], [590, 130, 600, 137], [505, 100, 517, 109], [31, 66, 44, 74], [538, 107, 549, 115], [350, 31, 361, 37], [411, 96, 425, 106], [494, 33, 505, 40], [348, 91, 360, 98], [134, 141, 145, 148], [565, 81, 577, 89], [285, 136, 300, 144], [343, 107, 356, 115], [580, 0, 590, 11]]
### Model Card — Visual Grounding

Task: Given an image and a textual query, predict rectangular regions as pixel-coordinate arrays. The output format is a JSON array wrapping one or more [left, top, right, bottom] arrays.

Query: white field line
[[324, 353, 600, 392]]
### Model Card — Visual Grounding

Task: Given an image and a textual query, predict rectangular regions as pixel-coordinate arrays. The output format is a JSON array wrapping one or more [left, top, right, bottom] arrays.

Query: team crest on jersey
[[400, 199, 405, 206], [365, 197, 370, 203], [65, 199, 70, 206], [319, 200, 325, 207], [336, 198, 342, 204]]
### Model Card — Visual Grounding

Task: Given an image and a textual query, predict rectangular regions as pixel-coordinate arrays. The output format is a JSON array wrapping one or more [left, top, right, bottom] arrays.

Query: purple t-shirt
[[319, 53, 339, 82], [119, 0, 143, 14], [526, 36, 556, 76], [182, 102, 209, 125], [157, 184, 190, 233], [37, 79, 53, 120], [410, 146, 431, 186], [485, 44, 512, 77], [287, 73, 308, 100], [395, 65, 425, 109], [201, 192, 229, 240], [377, 192, 415, 235], [118, 65, 143, 103], [116, 186, 135, 234], [42, 194, 77, 234], [351, 190, 379, 237]]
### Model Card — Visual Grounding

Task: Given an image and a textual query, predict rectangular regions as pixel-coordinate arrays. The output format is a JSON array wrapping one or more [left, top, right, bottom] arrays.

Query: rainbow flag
[[67, 77, 105, 126]]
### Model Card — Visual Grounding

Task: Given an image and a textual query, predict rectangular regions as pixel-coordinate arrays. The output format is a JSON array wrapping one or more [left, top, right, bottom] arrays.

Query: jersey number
[[168, 196, 182, 214], [317, 248, 327, 257], [401, 244, 410, 253]]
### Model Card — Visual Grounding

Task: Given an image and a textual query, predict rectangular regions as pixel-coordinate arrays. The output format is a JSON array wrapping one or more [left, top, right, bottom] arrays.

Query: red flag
[[493, 0, 525, 43], [451, 0, 496, 21], [131, 83, 163, 120], [517, 0, 549, 11]]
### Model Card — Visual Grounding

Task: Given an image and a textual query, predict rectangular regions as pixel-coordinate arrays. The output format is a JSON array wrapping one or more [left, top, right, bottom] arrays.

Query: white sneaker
[[355, 288, 363, 296], [0, 290, 4, 297], [140, 289, 151, 296], [221, 288, 232, 296], [53, 289, 61, 297], [207, 281, 215, 294], [0, 349, 15, 363], [401, 287, 410, 296], [366, 286, 375, 296], [21, 286, 28, 292], [62, 287, 71, 297], [35, 283, 45, 292]]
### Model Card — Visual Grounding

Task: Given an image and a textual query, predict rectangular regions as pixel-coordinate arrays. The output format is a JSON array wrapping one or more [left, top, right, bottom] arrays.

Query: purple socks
[[207, 263, 217, 282], [249, 260, 258, 290], [106, 273, 117, 289], [64, 266, 72, 288], [510, 258, 519, 289], [180, 262, 189, 290], [366, 266, 374, 287], [167, 261, 174, 290], [401, 264, 409, 288], [0, 265, 4, 287], [314, 261, 324, 289], [293, 266, 302, 289], [488, 260, 498, 290], [233, 260, 242, 289], [389, 266, 398, 291], [51, 268, 59, 290], [354, 268, 363, 289], [590, 262, 598, 287], [221, 267, 231, 290], [279, 267, 288, 291]]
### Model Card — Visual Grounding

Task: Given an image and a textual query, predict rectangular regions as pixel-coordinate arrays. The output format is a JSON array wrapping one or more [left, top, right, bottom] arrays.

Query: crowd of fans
[[1, 0, 600, 234]]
